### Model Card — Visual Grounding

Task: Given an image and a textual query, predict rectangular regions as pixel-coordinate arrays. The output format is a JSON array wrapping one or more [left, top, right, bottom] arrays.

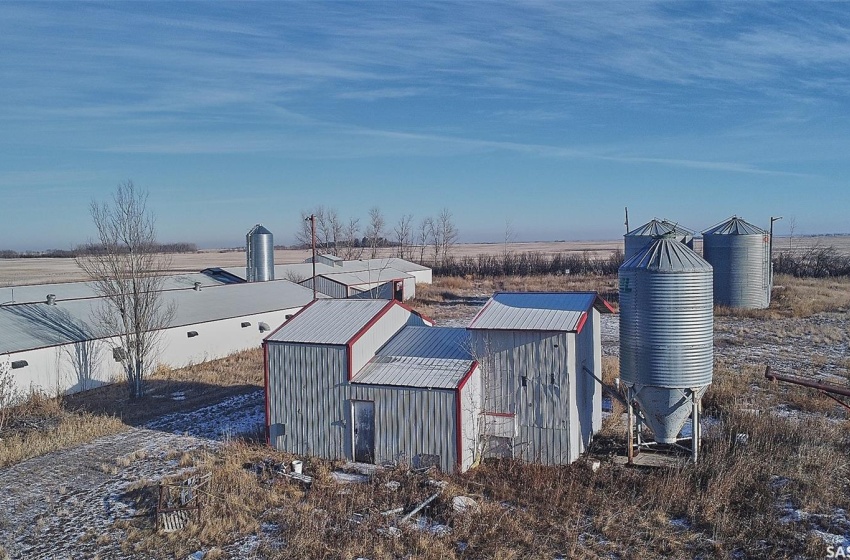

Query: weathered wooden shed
[[264, 299, 481, 472], [468, 292, 614, 465]]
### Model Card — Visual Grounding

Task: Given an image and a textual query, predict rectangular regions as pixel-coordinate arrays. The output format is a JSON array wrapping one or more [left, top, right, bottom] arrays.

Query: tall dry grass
[[111, 406, 849, 559]]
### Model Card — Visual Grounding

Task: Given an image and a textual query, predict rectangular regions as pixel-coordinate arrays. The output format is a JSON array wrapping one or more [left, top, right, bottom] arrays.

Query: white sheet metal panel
[[468, 292, 597, 331], [353, 326, 472, 389], [265, 299, 391, 345], [0, 279, 316, 354], [471, 329, 581, 465], [349, 303, 426, 378], [319, 268, 413, 288], [458, 364, 481, 472]]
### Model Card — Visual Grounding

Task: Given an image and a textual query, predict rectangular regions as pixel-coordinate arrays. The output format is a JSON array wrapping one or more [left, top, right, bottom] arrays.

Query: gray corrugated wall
[[267, 340, 462, 472], [347, 384, 458, 472], [267, 343, 348, 458], [472, 330, 579, 465]]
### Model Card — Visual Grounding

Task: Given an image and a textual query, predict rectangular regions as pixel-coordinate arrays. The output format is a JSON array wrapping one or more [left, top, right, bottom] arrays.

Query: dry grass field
[[1, 266, 849, 558]]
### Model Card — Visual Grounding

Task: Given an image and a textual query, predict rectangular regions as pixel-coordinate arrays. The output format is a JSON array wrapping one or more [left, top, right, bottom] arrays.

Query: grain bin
[[619, 236, 713, 455], [624, 219, 695, 261], [246, 224, 274, 282], [702, 217, 770, 309]]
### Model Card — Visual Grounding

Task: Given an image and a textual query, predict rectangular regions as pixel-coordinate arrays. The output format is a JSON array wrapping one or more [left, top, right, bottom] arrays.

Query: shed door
[[394, 281, 404, 301], [352, 400, 375, 463]]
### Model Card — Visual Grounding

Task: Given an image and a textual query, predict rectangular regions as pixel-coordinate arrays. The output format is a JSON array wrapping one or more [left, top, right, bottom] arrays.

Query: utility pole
[[624, 207, 630, 233], [307, 214, 317, 300]]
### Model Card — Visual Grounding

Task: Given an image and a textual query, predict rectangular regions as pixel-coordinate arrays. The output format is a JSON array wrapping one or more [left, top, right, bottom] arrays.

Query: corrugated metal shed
[[265, 299, 391, 345], [0, 279, 316, 354], [0, 273, 225, 305], [353, 326, 473, 388], [468, 292, 614, 331]]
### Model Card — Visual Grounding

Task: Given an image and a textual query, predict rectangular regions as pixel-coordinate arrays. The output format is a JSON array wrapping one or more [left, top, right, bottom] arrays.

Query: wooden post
[[627, 391, 634, 465]]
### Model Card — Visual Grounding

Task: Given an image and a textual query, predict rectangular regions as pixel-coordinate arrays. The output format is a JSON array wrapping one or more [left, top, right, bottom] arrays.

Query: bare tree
[[394, 214, 414, 259], [327, 208, 343, 256], [340, 217, 363, 260], [437, 207, 458, 264], [76, 181, 176, 399], [367, 206, 385, 258], [417, 217, 432, 263], [295, 210, 313, 249]]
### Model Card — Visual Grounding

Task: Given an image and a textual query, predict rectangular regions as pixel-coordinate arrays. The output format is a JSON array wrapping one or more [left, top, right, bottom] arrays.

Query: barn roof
[[218, 257, 429, 282], [353, 326, 474, 389], [0, 280, 315, 354], [467, 292, 614, 332], [264, 299, 394, 345], [0, 273, 225, 306], [313, 268, 413, 287]]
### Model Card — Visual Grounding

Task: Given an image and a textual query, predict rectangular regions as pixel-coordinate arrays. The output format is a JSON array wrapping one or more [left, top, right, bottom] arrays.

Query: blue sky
[[1, 2, 848, 250]]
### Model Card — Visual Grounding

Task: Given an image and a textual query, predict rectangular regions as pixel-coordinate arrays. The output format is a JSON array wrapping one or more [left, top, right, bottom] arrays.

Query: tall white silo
[[246, 224, 274, 282], [619, 236, 713, 460]]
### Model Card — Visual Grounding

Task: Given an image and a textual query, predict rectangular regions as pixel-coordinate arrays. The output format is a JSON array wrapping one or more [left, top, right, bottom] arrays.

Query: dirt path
[[0, 390, 265, 559]]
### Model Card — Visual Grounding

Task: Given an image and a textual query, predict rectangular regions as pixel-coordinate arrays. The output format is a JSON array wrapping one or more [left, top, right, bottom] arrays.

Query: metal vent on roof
[[258, 322, 270, 333]]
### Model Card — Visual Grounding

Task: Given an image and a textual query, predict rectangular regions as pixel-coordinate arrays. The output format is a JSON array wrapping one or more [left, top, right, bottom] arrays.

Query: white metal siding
[[349, 304, 425, 378], [459, 365, 482, 472], [472, 329, 579, 465]]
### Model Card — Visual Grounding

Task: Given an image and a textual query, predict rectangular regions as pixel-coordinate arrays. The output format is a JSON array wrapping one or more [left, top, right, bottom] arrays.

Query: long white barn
[[0, 279, 316, 396]]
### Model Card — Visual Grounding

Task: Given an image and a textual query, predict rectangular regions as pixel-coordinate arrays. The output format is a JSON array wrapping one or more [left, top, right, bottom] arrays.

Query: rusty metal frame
[[765, 366, 850, 411], [155, 472, 212, 532]]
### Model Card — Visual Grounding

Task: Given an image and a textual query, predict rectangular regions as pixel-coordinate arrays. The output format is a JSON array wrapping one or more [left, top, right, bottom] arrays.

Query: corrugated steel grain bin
[[624, 219, 695, 261], [702, 216, 770, 309], [619, 236, 713, 443]]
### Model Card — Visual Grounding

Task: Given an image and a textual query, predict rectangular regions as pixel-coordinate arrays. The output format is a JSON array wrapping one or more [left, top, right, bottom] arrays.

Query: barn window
[[241, 322, 251, 328], [187, 331, 199, 338], [521, 376, 527, 388], [285, 314, 294, 320], [258, 322, 270, 333], [113, 347, 127, 361], [11, 360, 28, 369]]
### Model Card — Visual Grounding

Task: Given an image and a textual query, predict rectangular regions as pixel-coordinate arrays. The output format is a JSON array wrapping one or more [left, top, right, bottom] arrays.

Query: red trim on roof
[[594, 295, 616, 314], [455, 360, 478, 472], [394, 300, 434, 326], [575, 311, 588, 334], [263, 341, 271, 447], [264, 298, 318, 342]]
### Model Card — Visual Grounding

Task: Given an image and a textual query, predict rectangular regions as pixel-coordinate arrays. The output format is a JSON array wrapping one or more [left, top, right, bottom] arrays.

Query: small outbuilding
[[264, 299, 480, 472], [265, 291, 614, 473], [468, 292, 615, 465]]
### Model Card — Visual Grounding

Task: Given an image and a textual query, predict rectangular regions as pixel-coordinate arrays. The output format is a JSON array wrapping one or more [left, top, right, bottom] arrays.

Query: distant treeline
[[774, 247, 850, 278], [431, 251, 625, 277], [0, 242, 198, 259]]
